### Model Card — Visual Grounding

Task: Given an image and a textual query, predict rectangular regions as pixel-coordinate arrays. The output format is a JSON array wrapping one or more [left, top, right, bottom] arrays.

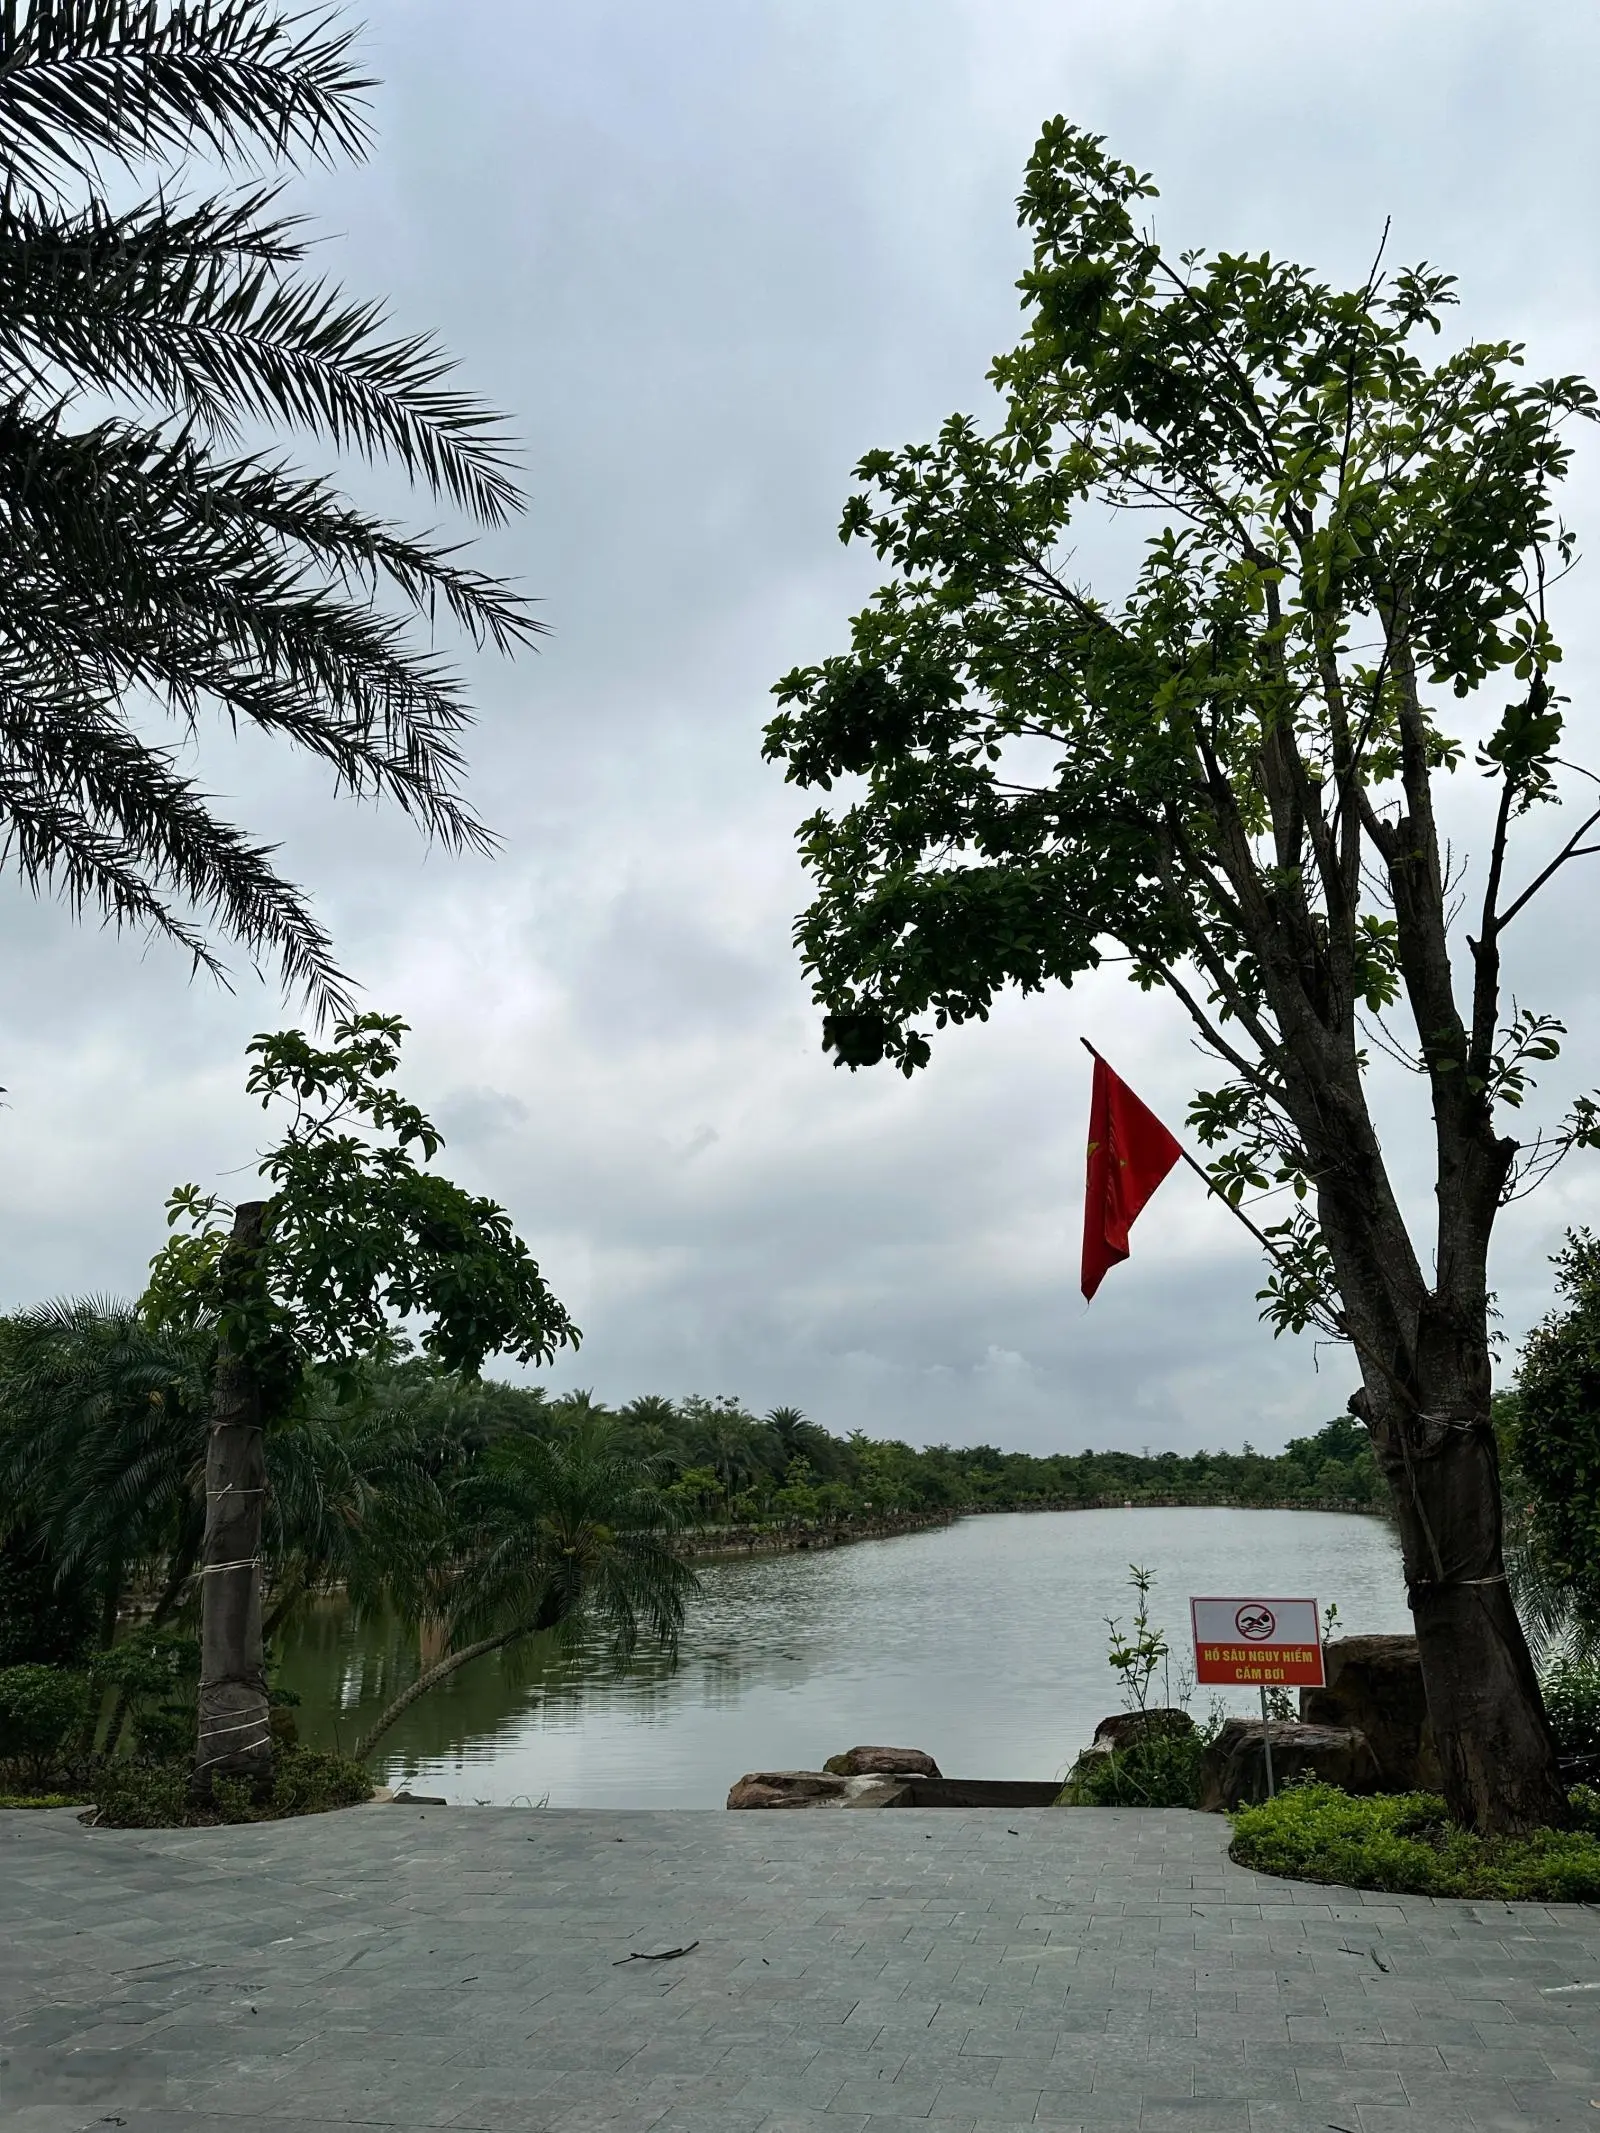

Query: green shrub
[[90, 1759, 189, 1828], [90, 1631, 199, 1757], [269, 1749, 372, 1816], [1230, 1782, 1600, 1901], [0, 1664, 90, 1785], [1057, 1729, 1208, 1808], [89, 1746, 374, 1828], [1543, 1656, 1600, 1761]]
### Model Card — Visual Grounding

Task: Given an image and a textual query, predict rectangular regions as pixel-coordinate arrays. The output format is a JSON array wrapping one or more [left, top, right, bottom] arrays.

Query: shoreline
[[676, 1495, 1384, 1563]]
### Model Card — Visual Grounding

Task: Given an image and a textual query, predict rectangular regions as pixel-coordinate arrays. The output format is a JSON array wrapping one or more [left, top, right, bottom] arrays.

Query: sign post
[[1190, 1597, 1325, 1801]]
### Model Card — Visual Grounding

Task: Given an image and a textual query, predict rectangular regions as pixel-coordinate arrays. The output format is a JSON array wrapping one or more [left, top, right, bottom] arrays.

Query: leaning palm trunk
[[351, 1621, 537, 1764], [193, 1203, 272, 1797]]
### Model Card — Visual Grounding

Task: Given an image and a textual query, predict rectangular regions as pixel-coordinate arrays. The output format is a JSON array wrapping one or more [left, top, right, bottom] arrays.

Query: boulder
[[840, 1777, 911, 1807], [727, 1770, 847, 1808], [1199, 1718, 1381, 1811], [1300, 1634, 1440, 1791], [1058, 1709, 1198, 1801], [824, 1744, 942, 1778], [1089, 1708, 1195, 1754]]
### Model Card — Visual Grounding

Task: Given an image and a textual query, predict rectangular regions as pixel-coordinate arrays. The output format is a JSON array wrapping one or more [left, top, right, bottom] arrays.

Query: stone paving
[[2, 1801, 1598, 2133]]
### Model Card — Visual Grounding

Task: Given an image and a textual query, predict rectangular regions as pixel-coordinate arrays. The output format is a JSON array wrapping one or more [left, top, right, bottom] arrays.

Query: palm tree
[[0, 1297, 213, 1649], [258, 1371, 442, 1642], [0, 3, 540, 1009], [764, 1404, 833, 1468], [0, 1301, 450, 1743], [353, 1425, 697, 1761]]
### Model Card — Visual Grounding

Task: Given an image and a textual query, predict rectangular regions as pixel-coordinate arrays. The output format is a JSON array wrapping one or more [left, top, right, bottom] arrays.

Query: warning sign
[[1190, 1596, 1324, 1688]]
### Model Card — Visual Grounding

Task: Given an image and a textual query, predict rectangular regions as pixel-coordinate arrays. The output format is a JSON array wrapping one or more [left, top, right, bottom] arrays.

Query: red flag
[[1081, 1048, 1183, 1301]]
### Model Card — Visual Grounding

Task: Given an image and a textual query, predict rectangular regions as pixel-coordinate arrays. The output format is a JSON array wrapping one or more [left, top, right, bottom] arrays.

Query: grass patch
[[1230, 1781, 1600, 1901], [0, 1790, 79, 1809]]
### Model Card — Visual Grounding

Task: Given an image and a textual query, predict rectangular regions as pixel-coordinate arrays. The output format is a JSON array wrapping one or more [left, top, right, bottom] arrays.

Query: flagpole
[[1078, 1037, 1286, 1263]]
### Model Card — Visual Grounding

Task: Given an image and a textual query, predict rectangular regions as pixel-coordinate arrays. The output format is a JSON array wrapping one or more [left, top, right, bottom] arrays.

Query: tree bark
[[1350, 1364, 1568, 1835], [193, 1201, 273, 1800]]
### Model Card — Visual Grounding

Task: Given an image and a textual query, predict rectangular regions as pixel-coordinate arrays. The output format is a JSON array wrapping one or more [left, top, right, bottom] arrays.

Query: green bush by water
[[1230, 1782, 1600, 1900], [89, 1747, 373, 1828], [1056, 1729, 1209, 1808]]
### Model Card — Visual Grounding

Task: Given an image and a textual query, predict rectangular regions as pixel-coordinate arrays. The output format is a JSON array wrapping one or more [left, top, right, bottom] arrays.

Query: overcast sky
[[5, 0, 1600, 1454]]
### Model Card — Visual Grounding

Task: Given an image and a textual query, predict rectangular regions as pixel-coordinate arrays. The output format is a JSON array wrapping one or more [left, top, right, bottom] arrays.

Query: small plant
[[0, 1664, 90, 1788], [1056, 1567, 1213, 1807], [1104, 1564, 1169, 1715], [1230, 1782, 1600, 1900]]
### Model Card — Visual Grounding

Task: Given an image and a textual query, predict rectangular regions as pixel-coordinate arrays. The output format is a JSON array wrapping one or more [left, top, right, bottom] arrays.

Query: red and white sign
[[1190, 1596, 1325, 1688]]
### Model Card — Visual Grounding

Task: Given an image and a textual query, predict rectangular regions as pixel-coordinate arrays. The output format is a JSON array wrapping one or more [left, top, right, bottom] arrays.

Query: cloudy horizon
[[5, 0, 1599, 1456]]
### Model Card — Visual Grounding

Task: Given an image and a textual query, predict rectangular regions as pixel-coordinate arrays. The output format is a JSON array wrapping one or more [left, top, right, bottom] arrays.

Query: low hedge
[[1230, 1780, 1600, 1901], [87, 1748, 374, 1828]]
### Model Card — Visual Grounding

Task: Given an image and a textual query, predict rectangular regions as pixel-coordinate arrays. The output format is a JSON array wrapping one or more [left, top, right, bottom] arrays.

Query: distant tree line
[[418, 1386, 1388, 1524]]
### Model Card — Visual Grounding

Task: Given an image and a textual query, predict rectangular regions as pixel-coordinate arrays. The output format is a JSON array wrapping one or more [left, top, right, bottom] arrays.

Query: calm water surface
[[276, 1507, 1407, 1807]]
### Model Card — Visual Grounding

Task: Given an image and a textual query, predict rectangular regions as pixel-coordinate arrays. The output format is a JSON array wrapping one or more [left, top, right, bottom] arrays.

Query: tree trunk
[[193, 1201, 273, 1800], [1352, 1358, 1567, 1836], [352, 1622, 531, 1762]]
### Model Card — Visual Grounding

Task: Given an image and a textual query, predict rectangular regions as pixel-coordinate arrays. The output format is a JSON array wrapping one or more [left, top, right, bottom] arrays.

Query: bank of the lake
[[278, 1505, 1408, 1807]]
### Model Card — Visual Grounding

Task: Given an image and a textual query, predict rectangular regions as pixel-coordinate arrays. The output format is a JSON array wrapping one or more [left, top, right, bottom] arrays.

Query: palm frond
[[0, 686, 351, 1008], [0, 6, 537, 1006], [0, 2, 372, 192], [0, 187, 524, 523]]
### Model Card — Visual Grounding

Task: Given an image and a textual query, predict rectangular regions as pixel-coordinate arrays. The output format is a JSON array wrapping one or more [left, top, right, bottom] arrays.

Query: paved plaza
[[2, 1801, 1597, 2133]]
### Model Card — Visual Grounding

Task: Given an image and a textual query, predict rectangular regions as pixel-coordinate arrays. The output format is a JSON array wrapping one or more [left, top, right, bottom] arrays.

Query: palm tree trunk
[[193, 1201, 272, 1800], [352, 1622, 533, 1762]]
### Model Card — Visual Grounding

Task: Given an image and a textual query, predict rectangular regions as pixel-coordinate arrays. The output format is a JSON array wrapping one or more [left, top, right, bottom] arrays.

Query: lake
[[274, 1506, 1409, 1807]]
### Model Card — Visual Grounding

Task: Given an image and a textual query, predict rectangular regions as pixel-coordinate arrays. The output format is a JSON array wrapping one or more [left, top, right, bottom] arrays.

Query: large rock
[[1199, 1719, 1381, 1811], [824, 1745, 942, 1778], [1088, 1708, 1195, 1754], [1059, 1708, 1198, 1800], [1300, 1634, 1440, 1791], [726, 1769, 909, 1809], [727, 1770, 847, 1808]]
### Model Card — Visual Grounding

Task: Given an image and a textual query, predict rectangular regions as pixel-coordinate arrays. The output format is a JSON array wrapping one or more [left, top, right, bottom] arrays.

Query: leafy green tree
[[351, 1422, 696, 1760], [1507, 1233, 1600, 1651], [145, 1013, 577, 1796], [764, 120, 1598, 1832], [0, 2, 539, 1007]]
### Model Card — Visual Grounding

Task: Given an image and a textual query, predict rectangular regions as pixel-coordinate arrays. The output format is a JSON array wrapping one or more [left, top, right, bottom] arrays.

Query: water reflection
[[274, 1507, 1407, 1807]]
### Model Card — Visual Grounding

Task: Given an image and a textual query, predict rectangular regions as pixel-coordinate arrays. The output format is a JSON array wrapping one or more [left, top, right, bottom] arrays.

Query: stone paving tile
[[2, 1804, 1597, 2133]]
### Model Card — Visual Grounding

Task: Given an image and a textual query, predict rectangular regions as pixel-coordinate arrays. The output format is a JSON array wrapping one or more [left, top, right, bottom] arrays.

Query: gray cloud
[[4, 0, 1599, 1453]]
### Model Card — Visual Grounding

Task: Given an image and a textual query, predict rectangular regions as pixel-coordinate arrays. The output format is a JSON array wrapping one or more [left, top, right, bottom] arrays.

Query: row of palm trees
[[0, 1301, 697, 1764]]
